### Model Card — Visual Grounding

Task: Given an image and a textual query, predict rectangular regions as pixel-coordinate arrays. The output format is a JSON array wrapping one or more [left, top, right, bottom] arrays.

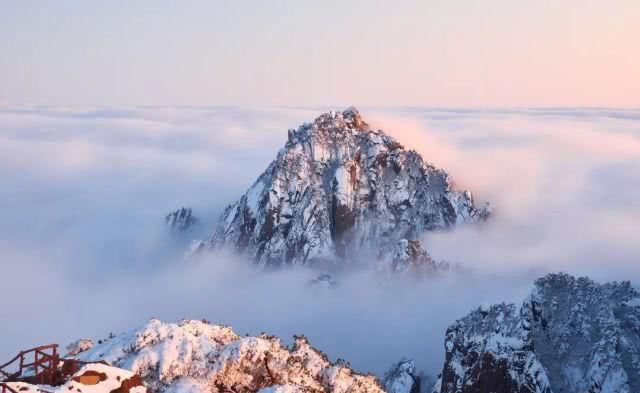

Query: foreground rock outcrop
[[433, 273, 640, 393], [74, 319, 384, 393], [15, 273, 635, 393]]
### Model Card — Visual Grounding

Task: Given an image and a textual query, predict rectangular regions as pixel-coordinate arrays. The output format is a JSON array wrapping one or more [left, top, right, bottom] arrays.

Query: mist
[[1, 105, 639, 379]]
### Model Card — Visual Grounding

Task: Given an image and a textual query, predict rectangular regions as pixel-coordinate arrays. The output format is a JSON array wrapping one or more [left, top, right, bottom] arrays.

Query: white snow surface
[[75, 319, 384, 393]]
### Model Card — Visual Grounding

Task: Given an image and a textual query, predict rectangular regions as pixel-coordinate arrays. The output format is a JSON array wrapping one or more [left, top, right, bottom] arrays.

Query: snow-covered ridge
[[74, 319, 385, 393], [197, 107, 490, 267], [433, 273, 640, 393]]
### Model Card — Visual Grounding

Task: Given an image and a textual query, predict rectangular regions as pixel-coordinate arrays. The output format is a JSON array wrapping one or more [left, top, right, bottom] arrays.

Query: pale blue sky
[[1, 1, 638, 106]]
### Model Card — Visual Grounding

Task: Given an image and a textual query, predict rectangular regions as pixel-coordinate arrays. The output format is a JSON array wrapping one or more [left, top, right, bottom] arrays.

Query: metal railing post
[[34, 351, 39, 381]]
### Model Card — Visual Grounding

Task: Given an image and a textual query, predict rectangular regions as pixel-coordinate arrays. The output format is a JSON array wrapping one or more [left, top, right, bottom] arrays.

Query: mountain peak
[[340, 106, 367, 130], [287, 107, 374, 150], [199, 109, 490, 266], [316, 107, 367, 129]]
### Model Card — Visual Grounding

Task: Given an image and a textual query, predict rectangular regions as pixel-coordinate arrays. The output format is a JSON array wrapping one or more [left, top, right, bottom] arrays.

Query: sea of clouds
[[1, 105, 639, 378]]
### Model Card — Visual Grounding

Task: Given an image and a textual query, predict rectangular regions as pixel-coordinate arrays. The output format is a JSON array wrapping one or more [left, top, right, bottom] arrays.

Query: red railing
[[0, 344, 104, 387], [0, 345, 59, 385]]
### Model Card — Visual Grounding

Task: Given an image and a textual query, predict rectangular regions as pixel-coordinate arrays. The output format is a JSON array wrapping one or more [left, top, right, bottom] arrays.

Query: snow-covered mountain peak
[[294, 107, 369, 138], [284, 107, 396, 168], [199, 108, 490, 267]]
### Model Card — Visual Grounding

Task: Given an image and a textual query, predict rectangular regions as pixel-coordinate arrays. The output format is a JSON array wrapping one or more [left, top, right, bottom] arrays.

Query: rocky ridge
[[433, 273, 640, 393], [74, 319, 385, 393]]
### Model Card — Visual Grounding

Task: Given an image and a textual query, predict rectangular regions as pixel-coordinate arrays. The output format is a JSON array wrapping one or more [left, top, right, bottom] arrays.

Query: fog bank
[[1, 106, 638, 377]]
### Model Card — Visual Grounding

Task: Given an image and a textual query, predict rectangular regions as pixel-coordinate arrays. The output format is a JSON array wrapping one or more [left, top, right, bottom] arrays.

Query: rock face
[[165, 207, 197, 232], [377, 239, 439, 276], [383, 359, 421, 393], [434, 303, 551, 393], [200, 108, 489, 267], [433, 273, 640, 393], [75, 319, 384, 393]]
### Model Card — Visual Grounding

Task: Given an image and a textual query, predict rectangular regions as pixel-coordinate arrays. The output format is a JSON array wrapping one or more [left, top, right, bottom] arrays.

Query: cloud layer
[[368, 108, 640, 279], [1, 106, 639, 379]]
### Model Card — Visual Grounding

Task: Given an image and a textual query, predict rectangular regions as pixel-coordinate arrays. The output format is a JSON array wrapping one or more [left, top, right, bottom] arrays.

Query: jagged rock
[[434, 303, 551, 393], [383, 359, 420, 393], [75, 319, 384, 393], [377, 239, 439, 276], [198, 108, 490, 267], [433, 273, 640, 393], [65, 338, 94, 356], [165, 207, 197, 232]]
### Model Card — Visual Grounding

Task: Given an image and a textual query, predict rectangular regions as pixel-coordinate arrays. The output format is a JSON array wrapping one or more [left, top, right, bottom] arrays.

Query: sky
[[1, 105, 639, 378], [1, 1, 639, 107]]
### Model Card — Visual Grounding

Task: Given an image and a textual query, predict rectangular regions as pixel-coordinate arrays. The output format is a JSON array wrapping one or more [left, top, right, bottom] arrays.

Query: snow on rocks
[[377, 239, 439, 277], [3, 363, 148, 393], [383, 359, 420, 393], [75, 319, 384, 393], [433, 273, 640, 393], [197, 108, 490, 267], [65, 338, 94, 356]]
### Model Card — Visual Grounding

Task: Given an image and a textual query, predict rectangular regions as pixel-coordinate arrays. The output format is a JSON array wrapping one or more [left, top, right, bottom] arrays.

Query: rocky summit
[[433, 273, 640, 393], [195, 108, 490, 267]]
